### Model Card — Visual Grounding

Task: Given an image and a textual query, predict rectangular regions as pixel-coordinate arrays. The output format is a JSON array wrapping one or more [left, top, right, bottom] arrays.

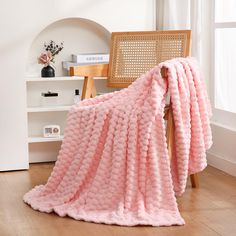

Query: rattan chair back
[[108, 30, 191, 87]]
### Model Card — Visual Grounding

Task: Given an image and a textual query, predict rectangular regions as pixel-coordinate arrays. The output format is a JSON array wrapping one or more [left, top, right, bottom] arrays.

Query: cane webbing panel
[[108, 30, 191, 88]]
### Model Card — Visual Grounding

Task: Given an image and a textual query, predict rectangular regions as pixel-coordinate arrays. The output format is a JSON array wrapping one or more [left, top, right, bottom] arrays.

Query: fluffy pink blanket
[[24, 57, 212, 226]]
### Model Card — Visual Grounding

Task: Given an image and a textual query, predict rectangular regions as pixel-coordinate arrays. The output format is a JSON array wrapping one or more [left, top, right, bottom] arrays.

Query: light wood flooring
[[0, 163, 236, 236]]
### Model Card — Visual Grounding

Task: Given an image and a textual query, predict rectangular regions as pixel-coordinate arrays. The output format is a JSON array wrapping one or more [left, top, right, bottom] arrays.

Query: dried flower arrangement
[[38, 40, 64, 66]]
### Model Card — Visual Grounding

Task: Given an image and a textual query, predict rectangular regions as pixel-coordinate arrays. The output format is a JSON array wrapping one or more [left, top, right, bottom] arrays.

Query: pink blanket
[[24, 57, 212, 226]]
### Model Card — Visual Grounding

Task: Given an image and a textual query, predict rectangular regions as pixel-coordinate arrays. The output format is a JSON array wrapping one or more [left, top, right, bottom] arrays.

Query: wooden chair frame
[[70, 30, 199, 188]]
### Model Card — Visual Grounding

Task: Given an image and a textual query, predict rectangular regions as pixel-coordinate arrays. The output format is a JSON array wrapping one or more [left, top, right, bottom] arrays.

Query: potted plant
[[38, 40, 64, 77]]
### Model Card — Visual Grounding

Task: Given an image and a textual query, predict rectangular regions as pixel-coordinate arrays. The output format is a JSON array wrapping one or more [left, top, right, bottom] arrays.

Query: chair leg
[[166, 106, 174, 161], [190, 173, 199, 188], [165, 105, 200, 189], [81, 76, 97, 100]]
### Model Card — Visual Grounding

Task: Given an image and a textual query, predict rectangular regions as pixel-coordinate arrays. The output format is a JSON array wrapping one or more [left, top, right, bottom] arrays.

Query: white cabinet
[[26, 76, 111, 163]]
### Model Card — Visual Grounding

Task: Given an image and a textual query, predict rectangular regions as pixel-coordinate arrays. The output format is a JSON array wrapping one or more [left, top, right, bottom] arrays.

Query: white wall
[[207, 123, 236, 177], [26, 18, 111, 77], [0, 0, 156, 171]]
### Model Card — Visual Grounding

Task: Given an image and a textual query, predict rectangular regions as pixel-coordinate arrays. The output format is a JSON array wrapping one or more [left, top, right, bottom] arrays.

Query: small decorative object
[[41, 90, 59, 106], [38, 40, 64, 77], [43, 125, 60, 138], [74, 89, 81, 103]]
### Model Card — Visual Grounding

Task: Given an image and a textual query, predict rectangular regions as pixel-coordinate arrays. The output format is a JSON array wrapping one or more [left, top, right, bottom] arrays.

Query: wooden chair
[[70, 30, 199, 188]]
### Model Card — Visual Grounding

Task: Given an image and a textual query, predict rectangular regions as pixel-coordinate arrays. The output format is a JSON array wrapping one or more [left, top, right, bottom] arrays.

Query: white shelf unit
[[26, 76, 114, 163], [25, 76, 107, 82], [26, 76, 84, 82]]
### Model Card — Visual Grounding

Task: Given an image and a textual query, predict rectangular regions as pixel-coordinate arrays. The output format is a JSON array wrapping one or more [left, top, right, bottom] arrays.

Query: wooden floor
[[0, 164, 236, 236]]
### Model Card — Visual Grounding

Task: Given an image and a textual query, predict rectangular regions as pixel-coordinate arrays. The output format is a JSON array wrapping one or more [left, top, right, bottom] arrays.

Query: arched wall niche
[[26, 17, 111, 76]]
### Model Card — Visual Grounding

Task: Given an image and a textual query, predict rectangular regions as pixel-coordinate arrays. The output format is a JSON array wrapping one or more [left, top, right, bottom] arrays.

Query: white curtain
[[156, 0, 202, 60]]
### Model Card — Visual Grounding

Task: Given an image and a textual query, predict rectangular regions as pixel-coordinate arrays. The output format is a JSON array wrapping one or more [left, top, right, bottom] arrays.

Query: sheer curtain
[[156, 0, 236, 128], [156, 0, 202, 60]]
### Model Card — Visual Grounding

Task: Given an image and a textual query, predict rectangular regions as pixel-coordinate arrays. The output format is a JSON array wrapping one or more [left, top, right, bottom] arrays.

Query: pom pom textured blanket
[[24, 57, 212, 226]]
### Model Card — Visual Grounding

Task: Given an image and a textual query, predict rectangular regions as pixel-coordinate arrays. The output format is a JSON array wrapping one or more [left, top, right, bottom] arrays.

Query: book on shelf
[[72, 53, 109, 64], [62, 53, 109, 72], [62, 61, 81, 71], [62, 61, 109, 71]]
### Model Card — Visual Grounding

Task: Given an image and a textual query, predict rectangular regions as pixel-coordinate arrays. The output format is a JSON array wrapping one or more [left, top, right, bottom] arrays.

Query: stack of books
[[62, 53, 109, 71]]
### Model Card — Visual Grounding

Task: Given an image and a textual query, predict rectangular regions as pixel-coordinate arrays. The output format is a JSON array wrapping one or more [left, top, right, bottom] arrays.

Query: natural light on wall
[[215, 0, 236, 113]]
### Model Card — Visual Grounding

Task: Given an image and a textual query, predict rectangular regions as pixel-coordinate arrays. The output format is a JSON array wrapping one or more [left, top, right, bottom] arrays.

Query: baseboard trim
[[207, 151, 236, 177]]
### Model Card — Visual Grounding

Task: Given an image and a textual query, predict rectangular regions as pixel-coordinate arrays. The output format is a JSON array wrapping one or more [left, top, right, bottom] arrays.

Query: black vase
[[41, 65, 55, 77]]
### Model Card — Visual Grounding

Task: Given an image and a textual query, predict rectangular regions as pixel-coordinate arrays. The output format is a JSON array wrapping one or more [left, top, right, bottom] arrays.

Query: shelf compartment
[[28, 135, 64, 143], [28, 112, 67, 137], [28, 141, 62, 163]]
